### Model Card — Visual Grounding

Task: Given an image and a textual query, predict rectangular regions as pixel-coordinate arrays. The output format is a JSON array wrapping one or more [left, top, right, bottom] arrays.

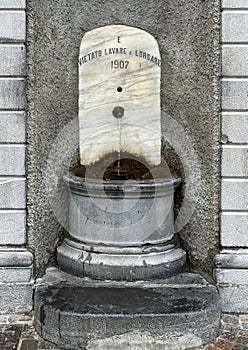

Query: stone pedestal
[[57, 170, 186, 281], [34, 268, 221, 350]]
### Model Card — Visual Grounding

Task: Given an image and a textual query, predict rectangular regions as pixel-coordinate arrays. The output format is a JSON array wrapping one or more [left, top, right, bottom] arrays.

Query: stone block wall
[[0, 0, 33, 313], [214, 0, 248, 312]]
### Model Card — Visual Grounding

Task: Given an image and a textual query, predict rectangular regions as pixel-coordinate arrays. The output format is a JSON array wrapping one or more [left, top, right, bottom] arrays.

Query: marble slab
[[79, 25, 161, 166]]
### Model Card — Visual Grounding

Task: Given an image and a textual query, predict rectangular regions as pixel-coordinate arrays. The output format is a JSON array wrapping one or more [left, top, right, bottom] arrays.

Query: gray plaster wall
[[26, 0, 220, 274]]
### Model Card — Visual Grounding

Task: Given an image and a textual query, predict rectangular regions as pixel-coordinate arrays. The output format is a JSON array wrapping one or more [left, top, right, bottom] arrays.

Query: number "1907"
[[111, 60, 129, 69]]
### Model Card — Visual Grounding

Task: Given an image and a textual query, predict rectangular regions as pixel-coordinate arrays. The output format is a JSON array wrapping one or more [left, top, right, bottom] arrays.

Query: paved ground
[[205, 314, 248, 350], [0, 313, 247, 350]]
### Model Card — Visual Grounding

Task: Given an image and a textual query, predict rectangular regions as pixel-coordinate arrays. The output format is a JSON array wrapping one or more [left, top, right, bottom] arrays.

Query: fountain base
[[57, 236, 186, 281], [34, 267, 221, 350]]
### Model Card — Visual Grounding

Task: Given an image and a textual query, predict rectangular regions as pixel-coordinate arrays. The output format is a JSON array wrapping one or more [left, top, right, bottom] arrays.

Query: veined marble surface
[[79, 25, 161, 166]]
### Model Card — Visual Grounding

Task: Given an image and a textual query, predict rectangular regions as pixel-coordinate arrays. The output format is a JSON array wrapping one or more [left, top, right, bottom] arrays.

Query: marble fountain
[[34, 25, 220, 349]]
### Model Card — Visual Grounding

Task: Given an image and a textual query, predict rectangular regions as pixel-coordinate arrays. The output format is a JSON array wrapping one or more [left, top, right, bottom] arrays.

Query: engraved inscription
[[111, 60, 129, 69], [79, 38, 161, 68]]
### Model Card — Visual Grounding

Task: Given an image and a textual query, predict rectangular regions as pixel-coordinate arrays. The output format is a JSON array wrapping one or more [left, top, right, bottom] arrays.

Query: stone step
[[34, 268, 221, 350]]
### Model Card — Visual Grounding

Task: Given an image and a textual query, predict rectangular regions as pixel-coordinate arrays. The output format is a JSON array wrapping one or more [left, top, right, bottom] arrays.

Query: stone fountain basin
[[58, 170, 186, 280], [63, 170, 181, 247]]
